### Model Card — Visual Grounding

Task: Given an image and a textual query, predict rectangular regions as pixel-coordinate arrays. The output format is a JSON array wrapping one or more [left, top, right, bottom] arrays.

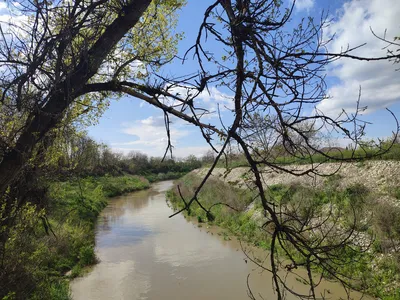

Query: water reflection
[[71, 181, 369, 300]]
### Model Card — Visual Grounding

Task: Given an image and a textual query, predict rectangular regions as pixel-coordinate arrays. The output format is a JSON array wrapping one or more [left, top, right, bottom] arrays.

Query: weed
[[78, 245, 96, 266]]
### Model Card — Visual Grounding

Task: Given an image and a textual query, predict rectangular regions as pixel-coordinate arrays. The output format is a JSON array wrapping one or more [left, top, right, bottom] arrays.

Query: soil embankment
[[193, 161, 400, 203]]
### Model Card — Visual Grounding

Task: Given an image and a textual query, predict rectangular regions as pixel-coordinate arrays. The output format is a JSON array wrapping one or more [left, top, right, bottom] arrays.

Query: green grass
[[96, 175, 150, 197]]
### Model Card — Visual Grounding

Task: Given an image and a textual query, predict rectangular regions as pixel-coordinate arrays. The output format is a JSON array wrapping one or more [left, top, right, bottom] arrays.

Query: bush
[[78, 245, 96, 266], [375, 202, 400, 252], [392, 187, 400, 200]]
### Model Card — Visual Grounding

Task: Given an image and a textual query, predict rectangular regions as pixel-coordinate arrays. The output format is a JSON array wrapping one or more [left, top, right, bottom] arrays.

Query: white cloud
[[119, 116, 188, 146], [196, 86, 234, 111], [171, 146, 217, 158], [295, 0, 315, 11], [0, 12, 28, 25], [139, 115, 166, 127], [317, 0, 400, 117], [0, 2, 22, 10], [0, 2, 29, 38], [110, 115, 193, 157], [110, 115, 221, 158]]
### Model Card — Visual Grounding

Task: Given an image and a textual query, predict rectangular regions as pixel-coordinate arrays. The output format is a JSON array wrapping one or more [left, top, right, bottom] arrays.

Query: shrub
[[375, 202, 400, 252], [392, 187, 400, 200], [79, 245, 96, 266]]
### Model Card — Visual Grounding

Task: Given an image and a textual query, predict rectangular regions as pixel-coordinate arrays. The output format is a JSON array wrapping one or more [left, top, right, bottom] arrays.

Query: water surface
[[71, 181, 370, 300]]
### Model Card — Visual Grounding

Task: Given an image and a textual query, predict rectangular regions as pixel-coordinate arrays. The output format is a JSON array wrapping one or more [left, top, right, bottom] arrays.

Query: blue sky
[[86, 0, 400, 157]]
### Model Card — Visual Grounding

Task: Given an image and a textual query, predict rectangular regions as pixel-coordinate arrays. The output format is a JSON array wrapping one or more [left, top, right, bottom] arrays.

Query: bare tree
[[0, 0, 399, 299], [161, 1, 399, 299]]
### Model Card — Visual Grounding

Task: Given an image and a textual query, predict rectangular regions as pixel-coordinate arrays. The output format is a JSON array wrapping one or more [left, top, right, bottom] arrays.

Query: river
[[71, 180, 370, 300]]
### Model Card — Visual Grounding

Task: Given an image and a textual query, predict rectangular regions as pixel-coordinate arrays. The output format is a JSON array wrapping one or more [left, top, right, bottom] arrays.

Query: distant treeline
[[210, 138, 400, 169], [51, 132, 400, 176], [51, 133, 210, 179], [263, 140, 400, 166]]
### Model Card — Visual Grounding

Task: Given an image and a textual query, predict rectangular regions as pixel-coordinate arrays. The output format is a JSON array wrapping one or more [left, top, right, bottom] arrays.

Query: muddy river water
[[71, 181, 370, 300]]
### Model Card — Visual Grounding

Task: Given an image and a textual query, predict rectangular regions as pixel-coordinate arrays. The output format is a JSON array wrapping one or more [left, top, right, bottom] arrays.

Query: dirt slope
[[193, 160, 400, 203]]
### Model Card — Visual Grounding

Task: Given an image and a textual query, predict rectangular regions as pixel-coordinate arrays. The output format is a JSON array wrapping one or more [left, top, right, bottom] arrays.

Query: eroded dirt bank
[[193, 161, 400, 203]]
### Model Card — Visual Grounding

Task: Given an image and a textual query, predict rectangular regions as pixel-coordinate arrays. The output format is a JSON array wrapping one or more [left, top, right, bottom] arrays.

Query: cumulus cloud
[[111, 115, 203, 157], [116, 116, 187, 147], [317, 0, 400, 117], [139, 115, 166, 127], [0, 1, 29, 38], [195, 86, 234, 111], [110, 115, 219, 158], [0, 2, 22, 10], [295, 0, 315, 11], [0, 10, 28, 26]]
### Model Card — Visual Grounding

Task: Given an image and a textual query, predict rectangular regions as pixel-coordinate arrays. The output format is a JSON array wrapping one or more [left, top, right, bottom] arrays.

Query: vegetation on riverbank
[[167, 172, 400, 299], [1, 175, 149, 300], [144, 171, 188, 183]]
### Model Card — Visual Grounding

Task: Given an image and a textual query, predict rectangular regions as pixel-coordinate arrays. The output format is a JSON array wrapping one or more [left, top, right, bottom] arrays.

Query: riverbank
[[167, 166, 400, 299], [71, 180, 366, 300], [1, 175, 149, 300]]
